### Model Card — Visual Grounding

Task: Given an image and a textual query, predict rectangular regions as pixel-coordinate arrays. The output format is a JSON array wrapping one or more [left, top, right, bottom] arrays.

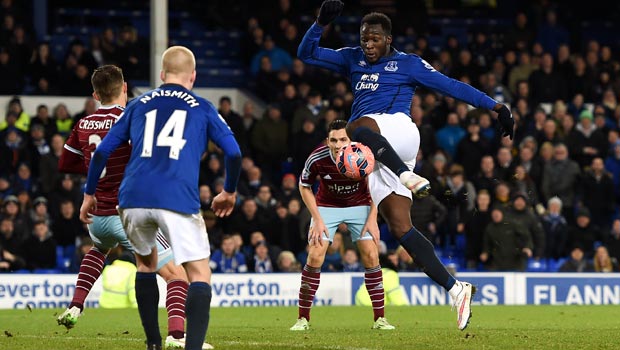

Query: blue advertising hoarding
[[526, 275, 620, 305]]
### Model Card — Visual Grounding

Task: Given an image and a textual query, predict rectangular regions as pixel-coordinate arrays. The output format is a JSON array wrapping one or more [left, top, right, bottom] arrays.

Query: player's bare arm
[[79, 193, 97, 224], [300, 185, 328, 247]]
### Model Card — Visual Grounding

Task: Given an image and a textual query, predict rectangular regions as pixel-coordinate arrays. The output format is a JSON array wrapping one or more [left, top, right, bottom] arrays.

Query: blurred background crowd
[[2, 0, 620, 275]]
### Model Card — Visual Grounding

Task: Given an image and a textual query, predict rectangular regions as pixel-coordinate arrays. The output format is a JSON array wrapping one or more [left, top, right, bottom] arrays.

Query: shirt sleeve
[[58, 124, 87, 174], [408, 55, 497, 110], [299, 152, 318, 187], [297, 22, 349, 75], [207, 107, 242, 193]]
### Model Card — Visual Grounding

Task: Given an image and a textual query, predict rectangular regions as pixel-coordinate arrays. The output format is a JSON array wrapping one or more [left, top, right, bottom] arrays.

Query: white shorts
[[364, 112, 419, 205], [88, 215, 173, 270], [118, 208, 210, 265]]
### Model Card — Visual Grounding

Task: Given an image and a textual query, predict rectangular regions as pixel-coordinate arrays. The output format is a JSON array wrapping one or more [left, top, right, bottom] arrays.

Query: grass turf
[[0, 305, 618, 350]]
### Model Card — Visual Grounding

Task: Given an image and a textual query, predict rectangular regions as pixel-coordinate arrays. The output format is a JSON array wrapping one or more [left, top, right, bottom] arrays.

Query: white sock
[[448, 281, 462, 299], [399, 170, 414, 181]]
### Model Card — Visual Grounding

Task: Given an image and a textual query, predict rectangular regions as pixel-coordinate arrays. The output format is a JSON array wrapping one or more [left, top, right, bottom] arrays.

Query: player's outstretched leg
[[290, 264, 321, 331], [349, 125, 430, 198], [398, 226, 475, 330], [57, 246, 107, 329]]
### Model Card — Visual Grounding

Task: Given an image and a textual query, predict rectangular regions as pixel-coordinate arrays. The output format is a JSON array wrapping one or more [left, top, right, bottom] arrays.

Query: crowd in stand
[[0, 0, 148, 96], [2, 0, 620, 273]]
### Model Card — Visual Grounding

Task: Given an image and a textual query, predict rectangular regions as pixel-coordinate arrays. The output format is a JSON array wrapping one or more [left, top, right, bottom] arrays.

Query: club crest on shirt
[[384, 61, 398, 72]]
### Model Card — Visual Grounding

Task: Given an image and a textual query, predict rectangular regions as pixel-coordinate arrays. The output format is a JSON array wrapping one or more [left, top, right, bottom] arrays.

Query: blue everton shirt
[[85, 83, 241, 214], [298, 22, 497, 121]]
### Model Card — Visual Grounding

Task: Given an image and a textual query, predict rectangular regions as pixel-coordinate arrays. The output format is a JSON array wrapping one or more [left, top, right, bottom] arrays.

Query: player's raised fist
[[317, 0, 344, 26], [495, 103, 514, 140]]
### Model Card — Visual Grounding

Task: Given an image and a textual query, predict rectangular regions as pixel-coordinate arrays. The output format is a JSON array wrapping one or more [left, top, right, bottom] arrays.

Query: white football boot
[[289, 317, 310, 331], [164, 335, 214, 349], [57, 306, 81, 329], [372, 317, 396, 330], [450, 281, 476, 331], [399, 171, 431, 198]]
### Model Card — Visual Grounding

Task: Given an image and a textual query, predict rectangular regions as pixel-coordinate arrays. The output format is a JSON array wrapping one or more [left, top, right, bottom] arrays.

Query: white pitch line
[[223, 340, 377, 350], [11, 334, 378, 350], [9, 334, 144, 342]]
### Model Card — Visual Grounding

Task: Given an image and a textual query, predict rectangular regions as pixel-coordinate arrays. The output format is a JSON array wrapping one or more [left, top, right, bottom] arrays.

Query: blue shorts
[[311, 205, 373, 242], [88, 215, 173, 270]]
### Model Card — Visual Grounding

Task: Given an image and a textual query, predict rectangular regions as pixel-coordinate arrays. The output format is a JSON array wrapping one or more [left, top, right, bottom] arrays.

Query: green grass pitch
[[1, 305, 618, 350]]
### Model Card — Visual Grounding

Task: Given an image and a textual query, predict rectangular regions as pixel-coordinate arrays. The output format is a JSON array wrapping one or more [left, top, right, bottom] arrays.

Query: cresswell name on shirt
[[79, 119, 115, 130], [327, 182, 360, 195], [139, 89, 200, 107]]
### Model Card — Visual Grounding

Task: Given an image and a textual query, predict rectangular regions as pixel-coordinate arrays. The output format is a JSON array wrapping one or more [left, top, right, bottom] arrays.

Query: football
[[337, 143, 375, 180]]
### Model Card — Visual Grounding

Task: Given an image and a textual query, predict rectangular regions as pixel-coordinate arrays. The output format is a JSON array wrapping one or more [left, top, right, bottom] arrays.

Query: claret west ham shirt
[[63, 105, 130, 216]]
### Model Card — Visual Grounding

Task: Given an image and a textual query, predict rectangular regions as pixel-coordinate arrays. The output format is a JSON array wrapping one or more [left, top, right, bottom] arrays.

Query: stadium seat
[[56, 246, 65, 266], [197, 58, 243, 68], [455, 234, 466, 252], [58, 258, 72, 273], [33, 268, 62, 274], [549, 258, 567, 272], [427, 35, 444, 51], [434, 247, 444, 258], [64, 245, 76, 260], [526, 258, 548, 272], [440, 256, 460, 272], [131, 18, 149, 35], [56, 246, 72, 273]]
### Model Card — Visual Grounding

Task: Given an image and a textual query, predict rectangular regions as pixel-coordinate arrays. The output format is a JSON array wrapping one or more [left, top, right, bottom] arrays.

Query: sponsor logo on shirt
[[327, 182, 361, 195], [355, 73, 380, 91]]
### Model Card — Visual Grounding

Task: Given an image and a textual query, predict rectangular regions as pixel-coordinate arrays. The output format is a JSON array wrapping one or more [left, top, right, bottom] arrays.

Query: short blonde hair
[[161, 46, 195, 75]]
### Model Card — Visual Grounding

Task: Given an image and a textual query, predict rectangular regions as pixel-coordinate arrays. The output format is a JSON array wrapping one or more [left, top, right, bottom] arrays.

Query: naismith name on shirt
[[139, 89, 200, 108]]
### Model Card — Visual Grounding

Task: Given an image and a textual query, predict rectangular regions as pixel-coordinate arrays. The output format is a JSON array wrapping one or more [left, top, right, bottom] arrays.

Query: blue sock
[[351, 126, 410, 176], [135, 272, 161, 346], [185, 282, 212, 350], [399, 227, 456, 290]]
